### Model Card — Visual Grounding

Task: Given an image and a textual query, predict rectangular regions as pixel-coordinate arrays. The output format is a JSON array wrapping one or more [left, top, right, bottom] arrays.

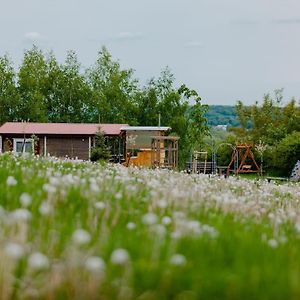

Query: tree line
[[0, 46, 209, 167], [233, 90, 300, 176]]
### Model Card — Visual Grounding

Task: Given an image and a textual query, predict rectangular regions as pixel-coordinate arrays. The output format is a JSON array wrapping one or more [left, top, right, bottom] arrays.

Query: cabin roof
[[120, 126, 171, 131], [0, 122, 128, 136]]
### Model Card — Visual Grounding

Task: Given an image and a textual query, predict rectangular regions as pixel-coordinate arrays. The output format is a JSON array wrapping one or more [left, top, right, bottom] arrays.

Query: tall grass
[[0, 153, 300, 299]]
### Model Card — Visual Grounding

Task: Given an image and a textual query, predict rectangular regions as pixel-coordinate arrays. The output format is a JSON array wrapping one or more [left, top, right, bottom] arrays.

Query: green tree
[[90, 130, 111, 162], [178, 84, 209, 151], [0, 55, 20, 124], [17, 46, 48, 122], [86, 47, 139, 124]]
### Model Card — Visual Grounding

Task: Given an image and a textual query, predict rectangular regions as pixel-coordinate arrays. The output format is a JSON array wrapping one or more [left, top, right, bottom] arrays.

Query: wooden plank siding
[[0, 134, 91, 160], [46, 135, 90, 160]]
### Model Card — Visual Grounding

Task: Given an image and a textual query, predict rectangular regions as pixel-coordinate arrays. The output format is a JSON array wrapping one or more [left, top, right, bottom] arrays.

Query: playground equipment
[[291, 160, 300, 182], [227, 144, 260, 176], [151, 136, 179, 170], [192, 151, 207, 174]]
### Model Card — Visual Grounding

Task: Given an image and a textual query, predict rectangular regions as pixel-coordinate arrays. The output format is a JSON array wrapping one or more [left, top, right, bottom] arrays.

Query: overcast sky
[[1, 0, 300, 105]]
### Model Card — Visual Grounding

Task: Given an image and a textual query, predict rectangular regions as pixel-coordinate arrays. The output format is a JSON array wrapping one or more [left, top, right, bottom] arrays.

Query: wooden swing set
[[227, 144, 261, 176]]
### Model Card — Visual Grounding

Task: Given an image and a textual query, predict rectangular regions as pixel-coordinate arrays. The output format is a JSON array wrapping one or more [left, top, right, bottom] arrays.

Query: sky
[[1, 0, 300, 105]]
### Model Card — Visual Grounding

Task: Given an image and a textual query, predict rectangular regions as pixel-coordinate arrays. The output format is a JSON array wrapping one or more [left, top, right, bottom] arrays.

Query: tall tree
[[0, 55, 19, 124], [86, 47, 139, 124], [17, 46, 48, 122]]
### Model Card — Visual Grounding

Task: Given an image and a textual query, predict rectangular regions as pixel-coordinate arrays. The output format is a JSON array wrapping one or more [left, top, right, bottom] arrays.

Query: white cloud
[[114, 31, 144, 41], [273, 18, 300, 24], [184, 41, 204, 49], [24, 32, 45, 42]]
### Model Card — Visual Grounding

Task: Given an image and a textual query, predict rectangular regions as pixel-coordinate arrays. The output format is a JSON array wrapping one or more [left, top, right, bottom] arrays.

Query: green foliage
[[0, 46, 209, 168], [0, 55, 20, 124], [178, 84, 210, 152], [90, 130, 111, 162], [235, 89, 300, 145], [268, 132, 300, 176], [205, 105, 239, 127]]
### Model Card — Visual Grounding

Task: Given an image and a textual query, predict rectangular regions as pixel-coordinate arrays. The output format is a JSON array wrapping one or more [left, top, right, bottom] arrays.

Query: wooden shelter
[[0, 122, 126, 160], [121, 126, 172, 168], [227, 144, 260, 175], [151, 136, 179, 170]]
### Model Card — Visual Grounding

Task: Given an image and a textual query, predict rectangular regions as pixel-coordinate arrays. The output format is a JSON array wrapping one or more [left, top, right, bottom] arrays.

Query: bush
[[269, 132, 300, 176], [90, 131, 111, 162]]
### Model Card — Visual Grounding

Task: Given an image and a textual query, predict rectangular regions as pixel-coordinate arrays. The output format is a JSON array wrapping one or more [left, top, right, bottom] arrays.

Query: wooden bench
[[266, 177, 289, 183]]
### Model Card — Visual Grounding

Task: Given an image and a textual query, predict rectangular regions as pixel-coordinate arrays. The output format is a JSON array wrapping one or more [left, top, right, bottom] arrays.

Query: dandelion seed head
[[85, 256, 106, 273], [126, 222, 136, 230], [142, 212, 158, 225], [20, 193, 32, 207], [110, 248, 130, 265], [170, 254, 187, 266], [72, 229, 91, 245], [4, 242, 25, 260], [7, 176, 17, 186], [28, 252, 50, 270]]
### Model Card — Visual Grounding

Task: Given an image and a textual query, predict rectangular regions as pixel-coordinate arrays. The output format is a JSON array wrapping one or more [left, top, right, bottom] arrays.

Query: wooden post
[[0, 135, 2, 153], [44, 136, 47, 156], [88, 136, 91, 160]]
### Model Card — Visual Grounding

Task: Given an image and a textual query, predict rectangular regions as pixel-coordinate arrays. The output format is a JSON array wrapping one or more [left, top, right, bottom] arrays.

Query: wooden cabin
[[0, 122, 127, 160]]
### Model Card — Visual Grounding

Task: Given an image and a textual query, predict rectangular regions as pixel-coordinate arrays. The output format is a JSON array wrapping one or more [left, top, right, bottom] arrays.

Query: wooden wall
[[46, 136, 89, 160]]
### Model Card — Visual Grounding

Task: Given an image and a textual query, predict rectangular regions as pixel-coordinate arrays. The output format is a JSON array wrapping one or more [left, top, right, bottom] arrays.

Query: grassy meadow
[[0, 153, 300, 299]]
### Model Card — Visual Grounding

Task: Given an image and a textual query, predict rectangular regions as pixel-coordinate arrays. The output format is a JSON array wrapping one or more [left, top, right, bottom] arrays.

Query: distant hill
[[205, 105, 239, 127]]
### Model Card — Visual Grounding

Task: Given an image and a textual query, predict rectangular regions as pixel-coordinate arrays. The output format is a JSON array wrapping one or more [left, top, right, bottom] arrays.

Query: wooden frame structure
[[151, 136, 179, 170], [227, 144, 260, 175], [192, 151, 208, 174]]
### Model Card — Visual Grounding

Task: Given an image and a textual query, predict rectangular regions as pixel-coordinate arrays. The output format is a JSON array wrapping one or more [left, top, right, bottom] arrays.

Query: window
[[13, 139, 34, 154]]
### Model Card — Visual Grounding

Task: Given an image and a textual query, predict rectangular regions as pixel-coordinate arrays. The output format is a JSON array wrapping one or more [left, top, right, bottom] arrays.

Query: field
[[0, 154, 300, 300]]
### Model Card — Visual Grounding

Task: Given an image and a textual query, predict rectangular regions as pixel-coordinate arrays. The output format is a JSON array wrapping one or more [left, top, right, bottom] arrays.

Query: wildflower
[[19, 193, 32, 207], [85, 256, 106, 273], [268, 239, 278, 248], [11, 208, 31, 222], [72, 229, 91, 245], [110, 248, 130, 265], [126, 222, 136, 230], [170, 254, 187, 266], [4, 242, 25, 260], [115, 192, 122, 200], [162, 216, 172, 225], [39, 202, 52, 216], [28, 252, 50, 270], [94, 201, 106, 210], [142, 212, 158, 225], [6, 176, 17, 186]]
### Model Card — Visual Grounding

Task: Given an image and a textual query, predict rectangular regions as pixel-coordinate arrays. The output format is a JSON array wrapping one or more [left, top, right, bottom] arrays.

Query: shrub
[[90, 131, 111, 162], [269, 132, 300, 176]]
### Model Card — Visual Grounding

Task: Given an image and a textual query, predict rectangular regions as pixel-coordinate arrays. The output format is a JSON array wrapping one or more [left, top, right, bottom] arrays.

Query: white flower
[[126, 222, 136, 230], [7, 176, 17, 186], [85, 256, 106, 273], [94, 201, 106, 210], [170, 254, 187, 266], [11, 208, 31, 222], [152, 224, 167, 237], [110, 248, 130, 265], [4, 242, 25, 259], [20, 193, 32, 207], [28, 252, 50, 270], [72, 229, 91, 245], [295, 222, 300, 233], [268, 239, 278, 248], [162, 216, 172, 225], [157, 199, 168, 209], [39, 202, 52, 216], [142, 213, 158, 225], [115, 192, 122, 200]]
